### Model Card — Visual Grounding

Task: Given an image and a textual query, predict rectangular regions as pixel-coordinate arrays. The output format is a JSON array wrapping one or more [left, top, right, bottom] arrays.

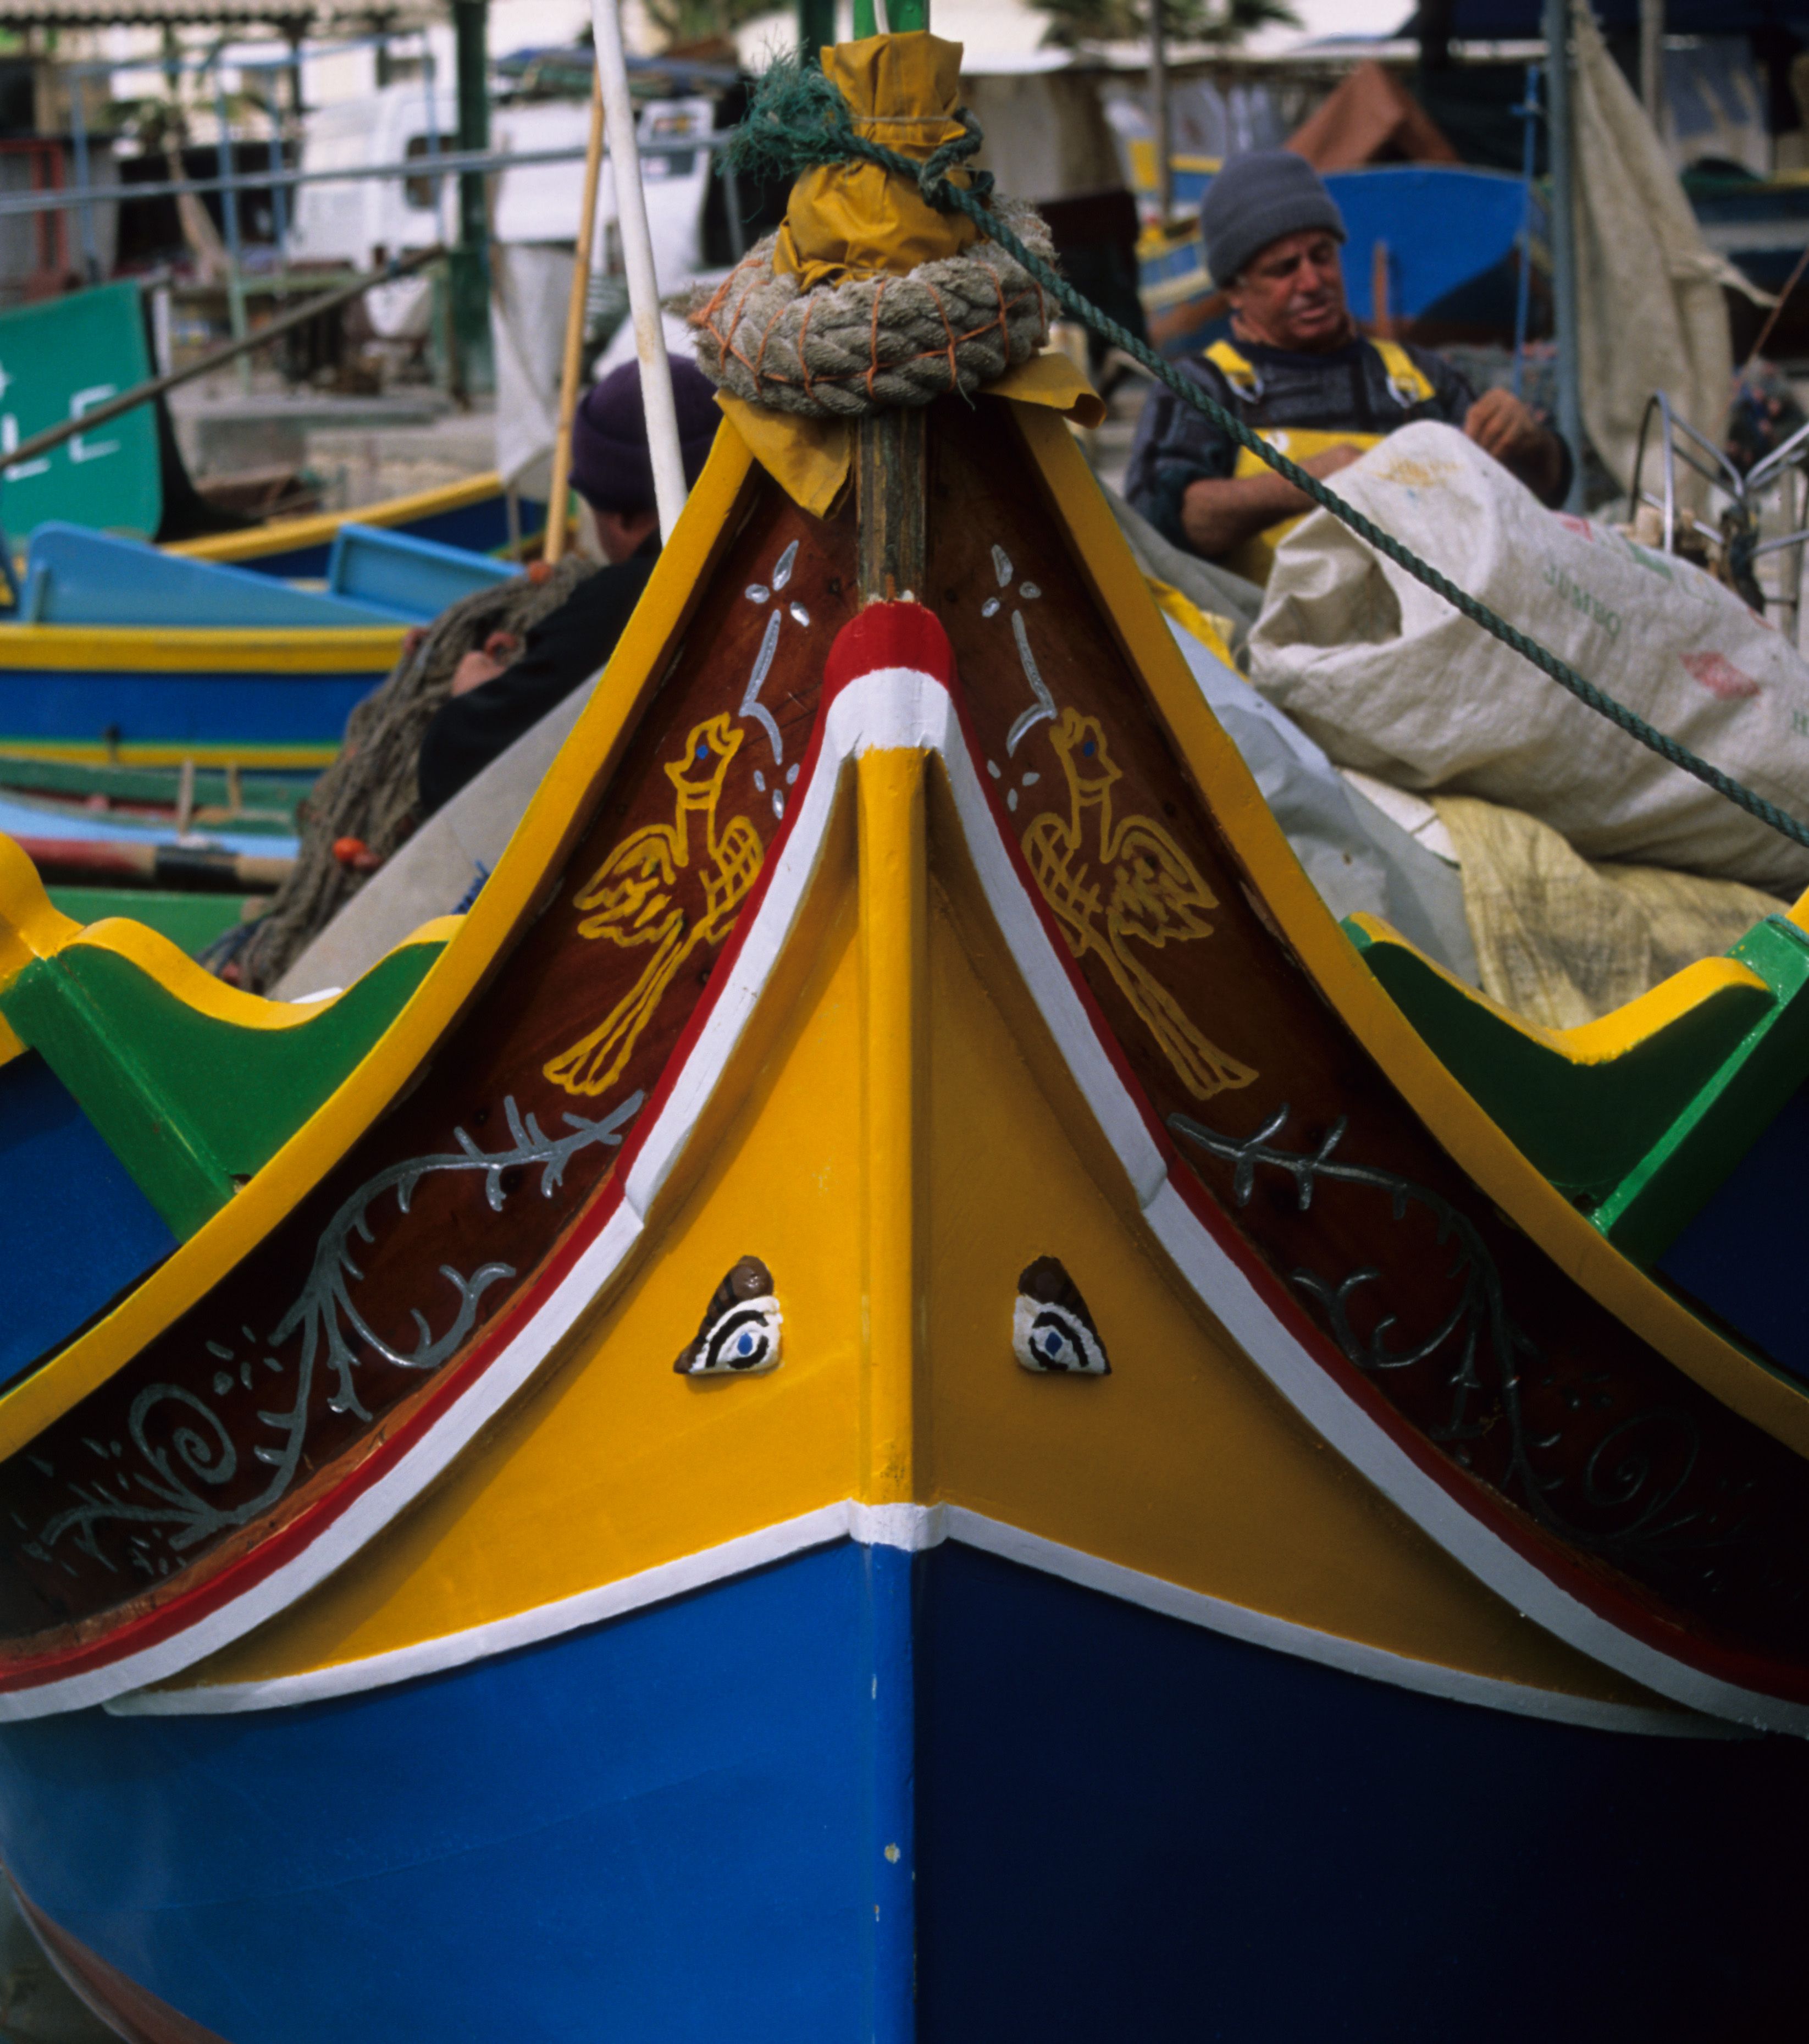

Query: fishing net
[[218, 554, 597, 994]]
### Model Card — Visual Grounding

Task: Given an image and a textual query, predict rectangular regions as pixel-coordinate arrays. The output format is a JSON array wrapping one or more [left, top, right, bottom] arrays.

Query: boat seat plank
[[19, 525, 399, 631], [324, 524, 518, 621], [0, 842, 452, 1239], [1346, 909, 1809, 1263]]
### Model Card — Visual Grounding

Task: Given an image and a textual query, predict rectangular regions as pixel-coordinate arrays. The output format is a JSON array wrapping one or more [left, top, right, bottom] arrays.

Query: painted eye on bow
[[1012, 1256, 1111, 1375], [700, 1306, 777, 1373], [675, 1256, 783, 1377], [1027, 1310, 1092, 1371]]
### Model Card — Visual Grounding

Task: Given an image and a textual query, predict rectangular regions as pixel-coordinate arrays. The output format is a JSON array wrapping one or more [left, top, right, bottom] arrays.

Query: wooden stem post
[[856, 407, 927, 605], [544, 73, 607, 566]]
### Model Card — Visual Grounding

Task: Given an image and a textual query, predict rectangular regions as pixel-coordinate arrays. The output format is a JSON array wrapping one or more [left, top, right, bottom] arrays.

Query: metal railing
[[0, 131, 732, 223]]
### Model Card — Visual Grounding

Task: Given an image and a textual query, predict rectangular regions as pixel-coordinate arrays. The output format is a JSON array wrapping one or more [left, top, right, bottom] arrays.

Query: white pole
[[589, 0, 687, 542]]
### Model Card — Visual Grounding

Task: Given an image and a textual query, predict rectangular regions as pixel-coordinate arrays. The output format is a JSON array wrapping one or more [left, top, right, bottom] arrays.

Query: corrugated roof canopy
[[0, 0, 425, 22]]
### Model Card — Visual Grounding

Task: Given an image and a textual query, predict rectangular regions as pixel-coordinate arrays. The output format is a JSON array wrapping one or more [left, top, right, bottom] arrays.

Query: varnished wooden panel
[[0, 472, 858, 1648], [927, 396, 1809, 1673]]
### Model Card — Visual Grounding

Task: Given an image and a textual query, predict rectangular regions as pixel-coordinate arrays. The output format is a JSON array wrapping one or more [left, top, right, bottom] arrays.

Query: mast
[[1150, 0, 1171, 227], [590, 0, 688, 540], [544, 73, 608, 565], [1542, 0, 1583, 511]]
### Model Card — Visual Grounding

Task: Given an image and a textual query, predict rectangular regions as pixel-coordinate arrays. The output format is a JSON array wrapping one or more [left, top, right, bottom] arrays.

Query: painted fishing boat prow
[[6, 35, 1809, 2041]]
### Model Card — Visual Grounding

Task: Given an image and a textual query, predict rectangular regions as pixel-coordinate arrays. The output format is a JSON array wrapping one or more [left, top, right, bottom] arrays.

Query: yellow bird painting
[[544, 714, 764, 1099], [1022, 707, 1257, 1100]]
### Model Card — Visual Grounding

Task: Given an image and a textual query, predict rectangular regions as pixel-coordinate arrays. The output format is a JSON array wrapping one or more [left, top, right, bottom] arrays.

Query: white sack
[[1248, 421, 1809, 894]]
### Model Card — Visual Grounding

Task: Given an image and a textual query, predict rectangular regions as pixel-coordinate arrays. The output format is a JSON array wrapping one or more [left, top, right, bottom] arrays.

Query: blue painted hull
[[242, 496, 546, 582], [0, 669, 378, 750], [0, 1053, 174, 1391], [3, 1540, 1807, 2042]]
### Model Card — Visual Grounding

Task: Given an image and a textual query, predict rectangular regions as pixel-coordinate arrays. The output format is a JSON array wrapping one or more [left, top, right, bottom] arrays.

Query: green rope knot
[[724, 54, 993, 215]]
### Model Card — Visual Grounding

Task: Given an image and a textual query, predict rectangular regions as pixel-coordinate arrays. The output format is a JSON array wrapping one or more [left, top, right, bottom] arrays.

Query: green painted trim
[[1347, 914, 1809, 1268], [0, 757, 312, 815], [45, 889, 252, 958], [0, 937, 445, 1238], [1346, 920, 1775, 1196], [1589, 918, 1809, 1262]]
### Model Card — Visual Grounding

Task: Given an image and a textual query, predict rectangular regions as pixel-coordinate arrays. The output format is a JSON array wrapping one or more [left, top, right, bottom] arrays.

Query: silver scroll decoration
[[1170, 1104, 1745, 1570], [31, 1091, 643, 1576]]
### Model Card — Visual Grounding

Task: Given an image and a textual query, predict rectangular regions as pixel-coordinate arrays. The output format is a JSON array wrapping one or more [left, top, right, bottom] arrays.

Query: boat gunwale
[[0, 428, 762, 1466], [165, 471, 521, 568], [1004, 401, 1809, 1462], [0, 581, 1805, 1734], [1, 405, 1809, 1728]]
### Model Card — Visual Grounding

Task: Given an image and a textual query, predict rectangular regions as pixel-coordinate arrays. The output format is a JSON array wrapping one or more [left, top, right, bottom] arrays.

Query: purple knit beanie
[[569, 357, 719, 515]]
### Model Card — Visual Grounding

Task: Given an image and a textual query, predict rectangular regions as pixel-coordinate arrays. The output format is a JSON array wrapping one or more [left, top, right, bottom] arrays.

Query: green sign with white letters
[[0, 281, 161, 542]]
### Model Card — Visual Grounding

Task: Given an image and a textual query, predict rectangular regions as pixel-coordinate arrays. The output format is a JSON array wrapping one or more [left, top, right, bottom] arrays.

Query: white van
[[292, 82, 716, 317], [290, 83, 460, 274]]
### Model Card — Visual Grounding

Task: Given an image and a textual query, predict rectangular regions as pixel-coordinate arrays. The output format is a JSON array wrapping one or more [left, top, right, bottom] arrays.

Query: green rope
[[725, 74, 1809, 855]]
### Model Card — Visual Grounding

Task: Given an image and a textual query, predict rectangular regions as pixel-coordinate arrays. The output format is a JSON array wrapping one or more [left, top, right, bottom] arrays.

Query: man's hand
[[1465, 388, 1567, 504], [1298, 443, 1366, 482], [1180, 440, 1366, 560], [450, 629, 521, 698]]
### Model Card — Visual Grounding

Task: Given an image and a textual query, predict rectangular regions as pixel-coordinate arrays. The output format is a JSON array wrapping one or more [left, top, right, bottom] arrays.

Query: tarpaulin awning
[[0, 0, 424, 23], [1287, 60, 1463, 168], [1446, 0, 1809, 36]]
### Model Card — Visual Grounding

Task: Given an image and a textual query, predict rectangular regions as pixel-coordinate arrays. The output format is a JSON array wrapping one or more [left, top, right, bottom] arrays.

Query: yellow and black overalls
[[1201, 336, 1436, 585]]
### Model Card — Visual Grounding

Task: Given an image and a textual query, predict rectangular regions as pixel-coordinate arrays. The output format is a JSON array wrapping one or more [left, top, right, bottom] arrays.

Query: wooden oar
[[15, 838, 292, 891], [544, 72, 609, 566]]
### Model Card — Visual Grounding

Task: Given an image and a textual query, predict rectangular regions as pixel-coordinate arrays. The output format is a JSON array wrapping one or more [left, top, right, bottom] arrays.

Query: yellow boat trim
[[0, 739, 339, 770], [8, 395, 1808, 1726], [1345, 910, 1774, 1067], [1004, 400, 1809, 1454], [169, 471, 514, 567], [0, 426, 761, 1460], [0, 836, 460, 1035], [0, 623, 405, 672], [174, 766, 1670, 1723]]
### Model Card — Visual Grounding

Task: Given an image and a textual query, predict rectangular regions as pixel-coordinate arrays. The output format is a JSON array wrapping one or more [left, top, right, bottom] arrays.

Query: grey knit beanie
[[1200, 150, 1346, 287]]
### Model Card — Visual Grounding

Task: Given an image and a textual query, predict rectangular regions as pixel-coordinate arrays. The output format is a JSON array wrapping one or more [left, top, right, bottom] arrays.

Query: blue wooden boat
[[1, 37, 1808, 2040], [0, 616, 403, 770], [170, 472, 549, 582], [1139, 164, 1545, 358], [0, 522, 516, 769], [0, 387, 1802, 2039]]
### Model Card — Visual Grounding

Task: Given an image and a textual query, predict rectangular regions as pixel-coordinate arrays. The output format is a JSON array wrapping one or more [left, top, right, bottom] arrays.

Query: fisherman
[[417, 356, 720, 816], [1125, 150, 1572, 584]]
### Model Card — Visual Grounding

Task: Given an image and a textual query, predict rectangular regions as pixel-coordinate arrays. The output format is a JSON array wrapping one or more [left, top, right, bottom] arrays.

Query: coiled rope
[[726, 63, 1809, 854]]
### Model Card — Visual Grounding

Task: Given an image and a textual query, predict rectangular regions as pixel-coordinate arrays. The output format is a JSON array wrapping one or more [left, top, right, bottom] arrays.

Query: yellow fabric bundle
[[773, 32, 980, 287]]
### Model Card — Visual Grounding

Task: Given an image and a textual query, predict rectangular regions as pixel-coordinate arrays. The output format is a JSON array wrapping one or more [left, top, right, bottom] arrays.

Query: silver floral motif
[[1170, 1104, 1741, 1567], [33, 1091, 643, 1570]]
